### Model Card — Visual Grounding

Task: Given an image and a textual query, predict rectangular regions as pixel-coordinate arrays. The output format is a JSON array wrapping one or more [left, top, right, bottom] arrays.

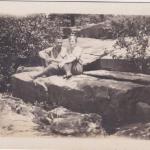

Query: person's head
[[55, 37, 63, 47], [68, 34, 77, 48]]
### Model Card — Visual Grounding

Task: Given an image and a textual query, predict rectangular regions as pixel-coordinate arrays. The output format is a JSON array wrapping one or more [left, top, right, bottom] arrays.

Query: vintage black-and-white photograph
[[1, 1, 150, 149]]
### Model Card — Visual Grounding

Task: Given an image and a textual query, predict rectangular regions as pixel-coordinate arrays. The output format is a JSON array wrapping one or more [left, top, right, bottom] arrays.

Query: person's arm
[[39, 47, 53, 61], [39, 47, 63, 64]]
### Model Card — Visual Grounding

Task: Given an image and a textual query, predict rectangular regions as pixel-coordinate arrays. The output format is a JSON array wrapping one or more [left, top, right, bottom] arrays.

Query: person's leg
[[71, 61, 83, 75], [62, 63, 72, 78], [62, 61, 83, 79], [31, 63, 59, 79]]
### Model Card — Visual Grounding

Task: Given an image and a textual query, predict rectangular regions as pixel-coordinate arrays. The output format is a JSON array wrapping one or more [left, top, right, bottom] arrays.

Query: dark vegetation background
[[0, 14, 150, 92]]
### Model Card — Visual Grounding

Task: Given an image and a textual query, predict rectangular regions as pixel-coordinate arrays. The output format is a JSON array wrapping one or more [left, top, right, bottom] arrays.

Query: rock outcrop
[[84, 70, 150, 85], [1, 94, 105, 136], [78, 21, 113, 39], [12, 68, 150, 130], [45, 107, 105, 136]]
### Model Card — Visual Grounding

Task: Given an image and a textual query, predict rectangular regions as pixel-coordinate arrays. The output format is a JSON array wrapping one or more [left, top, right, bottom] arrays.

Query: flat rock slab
[[12, 68, 150, 127], [84, 70, 150, 85]]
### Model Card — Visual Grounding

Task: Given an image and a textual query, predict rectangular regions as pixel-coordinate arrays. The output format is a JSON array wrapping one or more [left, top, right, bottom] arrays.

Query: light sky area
[[0, 1, 150, 16]]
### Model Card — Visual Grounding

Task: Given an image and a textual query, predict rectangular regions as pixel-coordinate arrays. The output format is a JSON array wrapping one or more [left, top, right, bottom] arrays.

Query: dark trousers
[[35, 61, 83, 78]]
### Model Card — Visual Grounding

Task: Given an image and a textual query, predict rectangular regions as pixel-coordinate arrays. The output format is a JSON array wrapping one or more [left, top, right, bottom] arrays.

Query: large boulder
[[12, 68, 150, 129], [47, 107, 105, 136], [33, 106, 106, 136], [78, 21, 113, 39]]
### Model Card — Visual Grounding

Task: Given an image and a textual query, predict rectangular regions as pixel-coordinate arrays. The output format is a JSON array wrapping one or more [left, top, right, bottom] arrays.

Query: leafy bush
[[79, 15, 150, 39], [0, 14, 61, 91], [110, 15, 150, 38], [112, 31, 150, 73]]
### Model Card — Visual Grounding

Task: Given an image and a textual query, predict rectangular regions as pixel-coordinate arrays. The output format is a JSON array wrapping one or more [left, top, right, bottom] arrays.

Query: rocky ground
[[0, 93, 106, 137], [1, 93, 150, 139], [0, 93, 40, 136]]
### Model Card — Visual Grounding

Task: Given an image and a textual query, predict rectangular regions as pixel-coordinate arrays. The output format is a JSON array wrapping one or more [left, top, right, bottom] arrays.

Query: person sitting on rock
[[31, 34, 83, 79], [39, 37, 64, 67]]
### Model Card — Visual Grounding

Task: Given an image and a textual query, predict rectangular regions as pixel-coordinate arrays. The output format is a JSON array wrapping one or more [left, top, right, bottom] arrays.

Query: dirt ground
[[0, 93, 104, 137], [1, 93, 150, 149], [0, 93, 42, 137]]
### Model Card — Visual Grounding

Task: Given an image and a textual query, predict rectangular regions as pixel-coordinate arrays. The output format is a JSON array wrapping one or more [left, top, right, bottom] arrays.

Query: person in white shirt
[[39, 37, 65, 67], [32, 34, 83, 79]]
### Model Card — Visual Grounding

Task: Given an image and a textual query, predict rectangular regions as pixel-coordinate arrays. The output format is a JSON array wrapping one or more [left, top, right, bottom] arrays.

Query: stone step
[[84, 70, 150, 85]]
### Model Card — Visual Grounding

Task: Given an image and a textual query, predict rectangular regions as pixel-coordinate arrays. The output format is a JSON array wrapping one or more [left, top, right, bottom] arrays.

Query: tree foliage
[[112, 31, 150, 73], [0, 14, 61, 91], [110, 15, 150, 38]]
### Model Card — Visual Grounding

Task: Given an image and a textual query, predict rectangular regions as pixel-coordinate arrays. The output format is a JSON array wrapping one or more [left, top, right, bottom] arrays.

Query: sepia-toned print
[[1, 1, 150, 149]]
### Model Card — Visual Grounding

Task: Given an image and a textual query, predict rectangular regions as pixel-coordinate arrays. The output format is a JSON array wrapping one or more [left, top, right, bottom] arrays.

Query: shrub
[[0, 14, 61, 91], [110, 15, 150, 38], [112, 31, 150, 73], [79, 15, 150, 39]]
